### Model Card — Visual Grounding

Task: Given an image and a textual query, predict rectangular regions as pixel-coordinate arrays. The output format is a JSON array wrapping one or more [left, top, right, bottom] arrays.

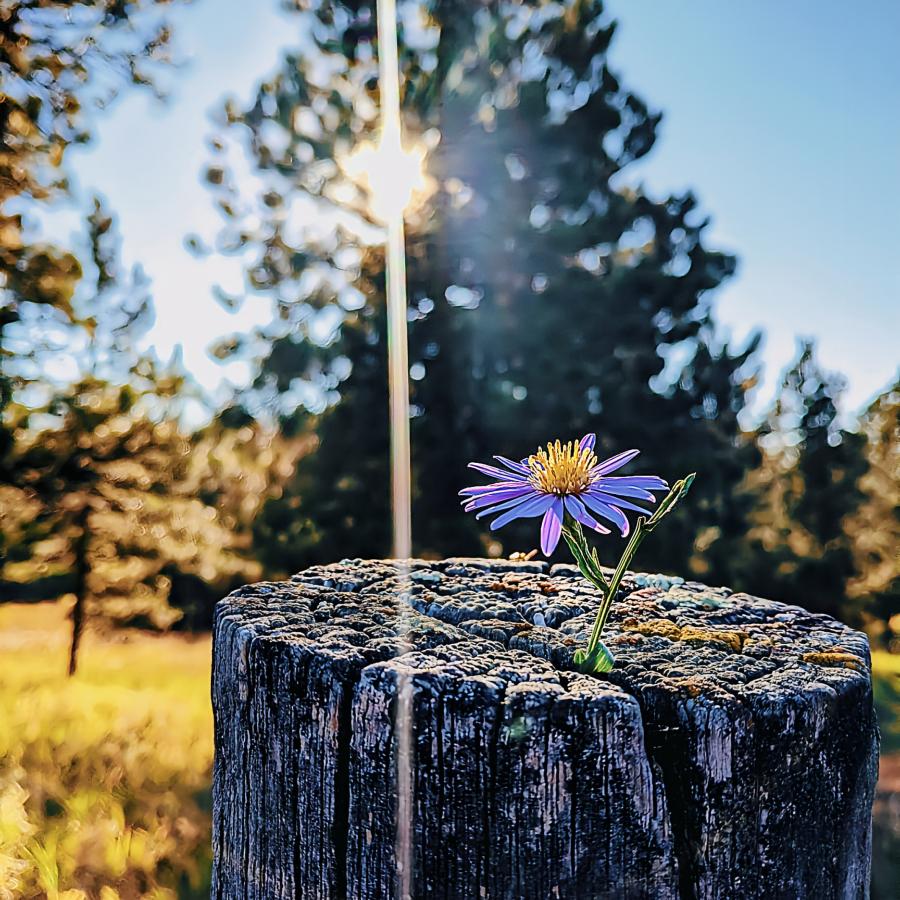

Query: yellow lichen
[[624, 618, 748, 653], [801, 651, 866, 673], [490, 575, 558, 595], [679, 626, 748, 653]]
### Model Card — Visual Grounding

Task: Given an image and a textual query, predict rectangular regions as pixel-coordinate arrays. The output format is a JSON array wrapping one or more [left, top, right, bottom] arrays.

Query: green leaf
[[573, 641, 615, 674], [562, 521, 610, 592]]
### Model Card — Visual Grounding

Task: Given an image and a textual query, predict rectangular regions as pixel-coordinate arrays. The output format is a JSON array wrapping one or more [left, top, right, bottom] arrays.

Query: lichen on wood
[[212, 560, 879, 899]]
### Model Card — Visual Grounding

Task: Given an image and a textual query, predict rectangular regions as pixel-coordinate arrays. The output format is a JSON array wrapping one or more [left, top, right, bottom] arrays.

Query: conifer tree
[[11, 201, 249, 673], [1, 0, 180, 447], [207, 0, 760, 576], [750, 341, 868, 619], [845, 379, 899, 639]]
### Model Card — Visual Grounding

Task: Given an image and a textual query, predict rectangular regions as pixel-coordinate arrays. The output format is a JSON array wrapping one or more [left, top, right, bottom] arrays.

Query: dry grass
[[0, 603, 212, 900], [873, 650, 900, 755]]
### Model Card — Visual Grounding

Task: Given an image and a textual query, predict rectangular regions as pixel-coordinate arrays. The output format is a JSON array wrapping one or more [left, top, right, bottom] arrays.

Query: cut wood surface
[[212, 559, 878, 899]]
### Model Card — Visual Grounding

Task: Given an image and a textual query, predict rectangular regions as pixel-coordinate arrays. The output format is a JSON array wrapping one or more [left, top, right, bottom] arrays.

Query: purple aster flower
[[460, 434, 669, 556]]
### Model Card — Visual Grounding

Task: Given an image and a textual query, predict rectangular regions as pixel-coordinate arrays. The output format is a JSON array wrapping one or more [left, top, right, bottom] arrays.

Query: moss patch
[[624, 618, 749, 653]]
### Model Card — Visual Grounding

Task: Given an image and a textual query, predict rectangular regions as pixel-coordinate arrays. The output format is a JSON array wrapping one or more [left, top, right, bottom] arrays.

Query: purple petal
[[460, 481, 528, 497], [493, 455, 531, 476], [469, 488, 539, 517], [592, 481, 657, 502], [464, 486, 535, 512], [579, 433, 596, 452], [588, 490, 652, 517], [580, 493, 631, 537], [540, 498, 564, 556], [474, 494, 543, 519], [591, 449, 639, 476], [564, 495, 611, 534], [468, 462, 528, 482], [595, 475, 669, 491], [489, 493, 555, 530]]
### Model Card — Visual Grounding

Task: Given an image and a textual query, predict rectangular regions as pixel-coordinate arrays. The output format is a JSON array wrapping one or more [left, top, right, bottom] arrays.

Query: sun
[[342, 128, 430, 223]]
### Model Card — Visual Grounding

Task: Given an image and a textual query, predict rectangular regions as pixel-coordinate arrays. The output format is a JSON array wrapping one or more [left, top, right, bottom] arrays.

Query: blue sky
[[606, 0, 900, 416], [34, 0, 899, 416]]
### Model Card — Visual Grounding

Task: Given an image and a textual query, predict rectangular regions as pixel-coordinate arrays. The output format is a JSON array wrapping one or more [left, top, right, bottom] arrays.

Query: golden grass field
[[1, 601, 899, 899], [0, 603, 212, 900]]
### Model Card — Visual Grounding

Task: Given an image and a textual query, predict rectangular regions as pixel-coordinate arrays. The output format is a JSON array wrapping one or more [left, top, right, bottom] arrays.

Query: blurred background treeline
[[0, 0, 897, 897]]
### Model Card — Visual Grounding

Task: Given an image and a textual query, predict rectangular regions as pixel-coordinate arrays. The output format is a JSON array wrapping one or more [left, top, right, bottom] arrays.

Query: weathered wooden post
[[211, 559, 878, 899]]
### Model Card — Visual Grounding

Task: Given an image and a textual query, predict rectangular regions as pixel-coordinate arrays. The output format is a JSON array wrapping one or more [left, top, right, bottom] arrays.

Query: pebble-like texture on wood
[[212, 559, 878, 899]]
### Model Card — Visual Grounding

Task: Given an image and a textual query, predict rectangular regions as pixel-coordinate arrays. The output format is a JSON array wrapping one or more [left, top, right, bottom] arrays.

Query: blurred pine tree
[[846, 379, 899, 642], [9, 202, 250, 673], [205, 0, 762, 578], [749, 341, 870, 621], [0, 0, 182, 466]]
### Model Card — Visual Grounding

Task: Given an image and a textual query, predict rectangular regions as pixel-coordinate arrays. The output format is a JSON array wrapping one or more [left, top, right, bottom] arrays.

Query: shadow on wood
[[212, 559, 878, 899]]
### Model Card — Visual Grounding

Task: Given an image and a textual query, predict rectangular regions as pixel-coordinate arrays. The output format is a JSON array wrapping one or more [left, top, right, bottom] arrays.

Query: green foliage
[[251, 305, 394, 572], [186, 411, 306, 613], [573, 641, 614, 674], [748, 341, 870, 621], [205, 0, 761, 578], [0, 3, 194, 661]]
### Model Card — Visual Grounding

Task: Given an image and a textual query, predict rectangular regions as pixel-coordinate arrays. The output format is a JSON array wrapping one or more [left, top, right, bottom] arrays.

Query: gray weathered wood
[[212, 559, 878, 899]]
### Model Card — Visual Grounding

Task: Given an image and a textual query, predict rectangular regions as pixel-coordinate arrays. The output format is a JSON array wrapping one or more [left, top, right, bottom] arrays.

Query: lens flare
[[342, 131, 429, 223]]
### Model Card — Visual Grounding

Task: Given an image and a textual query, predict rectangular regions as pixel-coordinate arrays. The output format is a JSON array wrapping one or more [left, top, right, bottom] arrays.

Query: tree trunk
[[67, 503, 90, 677], [211, 560, 878, 899]]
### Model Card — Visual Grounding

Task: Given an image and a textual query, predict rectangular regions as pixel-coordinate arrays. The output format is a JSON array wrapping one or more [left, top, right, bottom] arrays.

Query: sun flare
[[342, 131, 430, 222]]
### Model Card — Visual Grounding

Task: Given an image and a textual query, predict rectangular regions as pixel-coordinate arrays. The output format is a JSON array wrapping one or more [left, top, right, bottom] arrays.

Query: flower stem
[[576, 473, 696, 672], [584, 520, 645, 654]]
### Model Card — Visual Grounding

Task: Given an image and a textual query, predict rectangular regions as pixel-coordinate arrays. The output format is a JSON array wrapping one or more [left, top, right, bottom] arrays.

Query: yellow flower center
[[527, 439, 597, 495]]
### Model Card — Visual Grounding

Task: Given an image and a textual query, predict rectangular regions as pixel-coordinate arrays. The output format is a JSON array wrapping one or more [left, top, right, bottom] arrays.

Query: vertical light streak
[[376, 0, 412, 562], [374, 2, 414, 898]]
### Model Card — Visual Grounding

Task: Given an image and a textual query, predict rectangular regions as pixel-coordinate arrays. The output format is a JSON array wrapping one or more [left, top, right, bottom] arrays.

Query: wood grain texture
[[212, 560, 878, 899]]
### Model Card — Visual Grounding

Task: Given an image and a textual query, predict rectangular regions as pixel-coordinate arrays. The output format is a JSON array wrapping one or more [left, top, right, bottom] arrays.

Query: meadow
[[1, 602, 899, 898], [0, 604, 212, 900]]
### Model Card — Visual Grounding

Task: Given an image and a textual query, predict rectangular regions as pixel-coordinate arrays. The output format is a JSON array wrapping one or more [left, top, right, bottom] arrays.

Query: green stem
[[575, 473, 697, 669], [584, 518, 646, 657]]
